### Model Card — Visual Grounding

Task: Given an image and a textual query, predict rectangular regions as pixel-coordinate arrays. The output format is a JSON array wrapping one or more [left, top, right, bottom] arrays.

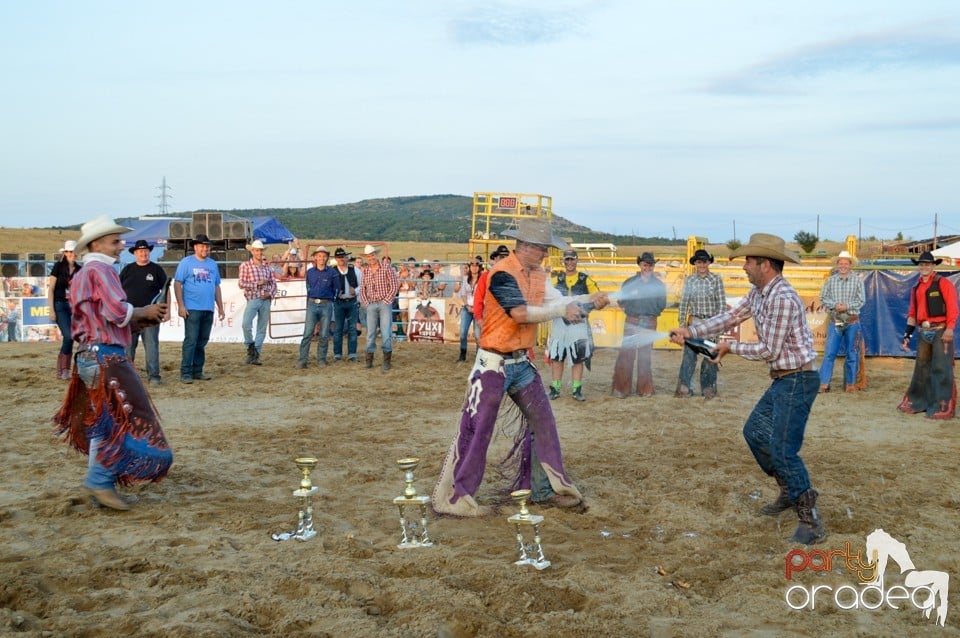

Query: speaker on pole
[[224, 221, 249, 240], [206, 213, 224, 240], [191, 213, 208, 238], [169, 221, 192, 240], [27, 253, 46, 277], [1, 253, 19, 278]]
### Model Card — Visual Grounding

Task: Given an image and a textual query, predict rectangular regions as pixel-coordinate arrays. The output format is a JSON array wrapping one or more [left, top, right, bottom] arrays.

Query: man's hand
[[590, 292, 611, 309], [179, 306, 189, 319], [943, 328, 954, 344], [709, 341, 731, 364], [669, 327, 691, 344], [135, 303, 168, 327], [563, 302, 585, 323]]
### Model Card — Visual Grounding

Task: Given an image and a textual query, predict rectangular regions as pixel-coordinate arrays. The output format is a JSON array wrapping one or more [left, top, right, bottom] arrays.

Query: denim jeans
[[127, 324, 161, 380], [180, 310, 213, 379], [678, 345, 717, 394], [332, 299, 359, 359], [77, 346, 118, 489], [299, 300, 332, 363], [819, 321, 861, 388], [54, 300, 75, 355], [242, 297, 272, 353], [364, 302, 393, 354], [459, 307, 479, 351], [742, 371, 820, 501]]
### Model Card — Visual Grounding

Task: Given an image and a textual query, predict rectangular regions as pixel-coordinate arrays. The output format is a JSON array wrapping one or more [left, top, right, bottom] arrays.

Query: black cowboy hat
[[128, 239, 154, 254], [191, 234, 211, 246], [334, 247, 351, 258], [689, 249, 714, 265], [638, 252, 656, 265], [911, 251, 943, 265]]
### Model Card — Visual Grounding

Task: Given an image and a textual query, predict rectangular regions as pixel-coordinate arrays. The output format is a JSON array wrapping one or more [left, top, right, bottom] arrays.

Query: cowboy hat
[[501, 218, 569, 250], [311, 245, 330, 256], [363, 244, 379, 255], [191, 234, 212, 246], [127, 239, 154, 254], [249, 239, 265, 250], [59, 240, 78, 253], [638, 252, 657, 265], [689, 249, 714, 265], [562, 249, 578, 259], [334, 247, 351, 258], [728, 233, 801, 264], [911, 251, 943, 265], [75, 215, 133, 254], [832, 250, 858, 266], [489, 245, 511, 260]]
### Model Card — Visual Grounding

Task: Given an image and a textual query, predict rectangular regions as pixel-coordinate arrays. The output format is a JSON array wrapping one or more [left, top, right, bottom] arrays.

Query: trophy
[[392, 458, 432, 548], [507, 489, 550, 570], [272, 457, 319, 542]]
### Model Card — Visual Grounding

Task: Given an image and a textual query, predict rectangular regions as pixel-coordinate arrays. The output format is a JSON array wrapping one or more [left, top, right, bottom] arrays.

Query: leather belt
[[769, 362, 815, 380], [337, 296, 356, 301], [482, 348, 530, 364], [920, 321, 946, 329], [309, 298, 332, 304]]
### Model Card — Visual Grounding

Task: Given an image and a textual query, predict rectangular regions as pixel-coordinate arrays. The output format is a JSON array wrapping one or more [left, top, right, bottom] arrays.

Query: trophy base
[[515, 558, 551, 570], [393, 495, 431, 505], [398, 539, 434, 549], [293, 486, 319, 497]]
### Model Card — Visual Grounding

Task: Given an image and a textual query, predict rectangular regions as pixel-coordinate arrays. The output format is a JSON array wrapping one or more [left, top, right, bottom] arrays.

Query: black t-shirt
[[120, 262, 168, 308], [49, 259, 81, 303]]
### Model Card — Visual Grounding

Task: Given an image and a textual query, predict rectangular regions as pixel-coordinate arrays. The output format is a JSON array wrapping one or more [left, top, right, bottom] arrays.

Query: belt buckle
[[921, 320, 931, 329]]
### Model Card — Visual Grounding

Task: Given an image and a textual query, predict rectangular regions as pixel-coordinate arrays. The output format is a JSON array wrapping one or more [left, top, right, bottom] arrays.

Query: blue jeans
[[54, 300, 75, 355], [364, 302, 393, 354], [77, 346, 120, 489], [333, 299, 359, 359], [299, 300, 332, 363], [819, 321, 861, 388], [743, 371, 820, 501], [678, 344, 717, 394], [242, 297, 272, 353], [459, 307, 479, 351], [127, 324, 161, 380], [180, 310, 213, 379]]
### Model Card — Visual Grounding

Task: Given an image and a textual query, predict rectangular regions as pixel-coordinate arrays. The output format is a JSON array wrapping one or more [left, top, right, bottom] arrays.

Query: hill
[[179, 194, 682, 246]]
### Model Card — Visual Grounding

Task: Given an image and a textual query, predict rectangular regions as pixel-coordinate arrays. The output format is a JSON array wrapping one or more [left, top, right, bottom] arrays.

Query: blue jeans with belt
[[364, 302, 393, 354], [180, 310, 213, 380], [333, 298, 359, 359], [54, 300, 75, 355], [300, 299, 333, 363], [819, 320, 861, 388], [742, 370, 820, 501]]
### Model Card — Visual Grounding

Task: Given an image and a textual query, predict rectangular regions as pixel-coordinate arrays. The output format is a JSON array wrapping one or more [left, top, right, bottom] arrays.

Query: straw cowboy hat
[[689, 249, 714, 265], [311, 245, 330, 256], [248, 239, 265, 250], [728, 233, 801, 264], [832, 250, 858, 266], [75, 215, 133, 254], [911, 251, 943, 266], [501, 218, 570, 250]]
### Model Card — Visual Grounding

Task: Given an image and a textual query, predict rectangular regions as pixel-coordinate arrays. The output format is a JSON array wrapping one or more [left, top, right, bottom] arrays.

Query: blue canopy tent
[[249, 216, 296, 244]]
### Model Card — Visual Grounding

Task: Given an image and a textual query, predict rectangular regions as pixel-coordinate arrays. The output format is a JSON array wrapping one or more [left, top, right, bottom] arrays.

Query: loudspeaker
[[166, 239, 189, 253], [224, 221, 249, 240], [169, 221, 192, 240], [206, 213, 224, 241], [227, 249, 249, 262], [209, 250, 226, 264], [191, 212, 207, 237], [1, 253, 18, 278], [27, 253, 46, 277]]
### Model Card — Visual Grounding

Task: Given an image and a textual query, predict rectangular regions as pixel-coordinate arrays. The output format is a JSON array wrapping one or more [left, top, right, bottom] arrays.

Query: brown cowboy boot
[[365, 353, 374, 369], [382, 351, 392, 371], [674, 382, 692, 398], [57, 353, 72, 380], [790, 488, 826, 545], [759, 473, 795, 516]]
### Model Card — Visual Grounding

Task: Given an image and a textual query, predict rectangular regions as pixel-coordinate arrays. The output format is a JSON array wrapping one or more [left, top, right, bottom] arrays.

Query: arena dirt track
[[1, 341, 958, 637]]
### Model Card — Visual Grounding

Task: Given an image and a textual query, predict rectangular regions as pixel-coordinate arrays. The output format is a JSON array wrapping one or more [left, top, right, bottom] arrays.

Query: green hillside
[[181, 195, 681, 246]]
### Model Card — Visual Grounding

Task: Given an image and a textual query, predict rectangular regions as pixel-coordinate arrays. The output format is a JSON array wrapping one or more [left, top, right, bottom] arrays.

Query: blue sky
[[2, 1, 958, 243]]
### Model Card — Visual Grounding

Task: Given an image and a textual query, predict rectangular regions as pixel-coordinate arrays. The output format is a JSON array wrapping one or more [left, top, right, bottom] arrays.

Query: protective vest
[[479, 254, 545, 353], [914, 274, 947, 320], [338, 266, 358, 296], [555, 271, 589, 297]]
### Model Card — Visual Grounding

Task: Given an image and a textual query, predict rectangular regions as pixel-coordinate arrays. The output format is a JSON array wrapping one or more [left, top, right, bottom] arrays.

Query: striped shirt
[[690, 274, 815, 373], [69, 254, 134, 347], [819, 272, 864, 316], [678, 271, 726, 326], [238, 259, 278, 301], [359, 263, 400, 305]]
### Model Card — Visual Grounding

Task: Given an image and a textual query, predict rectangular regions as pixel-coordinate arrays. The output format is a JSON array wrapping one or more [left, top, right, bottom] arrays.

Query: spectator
[[332, 247, 362, 362], [457, 261, 483, 362], [48, 240, 82, 378], [238, 239, 277, 367], [297, 246, 339, 368], [174, 234, 224, 384], [359, 244, 400, 370], [611, 252, 667, 397], [3, 299, 19, 342], [120, 239, 169, 385], [279, 240, 304, 279]]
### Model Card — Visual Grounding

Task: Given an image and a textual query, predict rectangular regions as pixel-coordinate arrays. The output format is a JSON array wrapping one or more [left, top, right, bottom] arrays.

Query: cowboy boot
[[365, 353, 374, 369], [383, 351, 392, 371], [759, 473, 795, 516], [790, 489, 826, 545], [457, 348, 467, 362], [57, 353, 72, 380], [674, 382, 692, 398], [244, 343, 256, 365], [251, 348, 262, 366]]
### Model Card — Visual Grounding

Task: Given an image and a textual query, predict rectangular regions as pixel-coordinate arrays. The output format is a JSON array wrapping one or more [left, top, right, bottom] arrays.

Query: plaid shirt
[[690, 274, 815, 372], [359, 263, 399, 305], [678, 271, 726, 325], [69, 254, 134, 347], [819, 272, 864, 316], [238, 259, 278, 301]]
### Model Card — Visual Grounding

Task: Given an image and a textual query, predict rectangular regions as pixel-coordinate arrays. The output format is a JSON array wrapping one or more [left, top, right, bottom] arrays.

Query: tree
[[726, 239, 742, 252], [794, 231, 818, 254]]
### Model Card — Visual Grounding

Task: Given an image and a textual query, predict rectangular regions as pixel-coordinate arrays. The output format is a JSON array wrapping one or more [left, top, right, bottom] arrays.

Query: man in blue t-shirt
[[174, 234, 224, 384]]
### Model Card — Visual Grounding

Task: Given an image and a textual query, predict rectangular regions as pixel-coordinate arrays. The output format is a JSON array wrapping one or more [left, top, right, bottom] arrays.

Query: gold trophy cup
[[508, 489, 550, 569], [272, 457, 319, 542], [393, 457, 433, 548]]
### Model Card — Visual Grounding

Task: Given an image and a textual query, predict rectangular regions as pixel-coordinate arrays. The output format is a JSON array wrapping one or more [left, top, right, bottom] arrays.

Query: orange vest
[[479, 254, 546, 352]]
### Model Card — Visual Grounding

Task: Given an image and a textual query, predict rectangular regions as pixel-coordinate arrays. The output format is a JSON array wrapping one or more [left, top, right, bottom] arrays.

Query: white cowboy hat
[[75, 215, 132, 254], [832, 250, 858, 266], [501, 218, 569, 250], [311, 245, 330, 256], [249, 239, 265, 250], [59, 240, 78, 253], [363, 244, 379, 255], [728, 233, 801, 264]]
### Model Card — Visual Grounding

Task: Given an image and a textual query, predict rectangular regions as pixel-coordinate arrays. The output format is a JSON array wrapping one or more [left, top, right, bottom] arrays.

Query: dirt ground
[[1, 340, 958, 637]]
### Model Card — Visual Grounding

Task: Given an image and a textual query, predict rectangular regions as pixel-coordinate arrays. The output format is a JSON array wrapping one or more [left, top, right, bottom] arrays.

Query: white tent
[[931, 241, 960, 266]]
